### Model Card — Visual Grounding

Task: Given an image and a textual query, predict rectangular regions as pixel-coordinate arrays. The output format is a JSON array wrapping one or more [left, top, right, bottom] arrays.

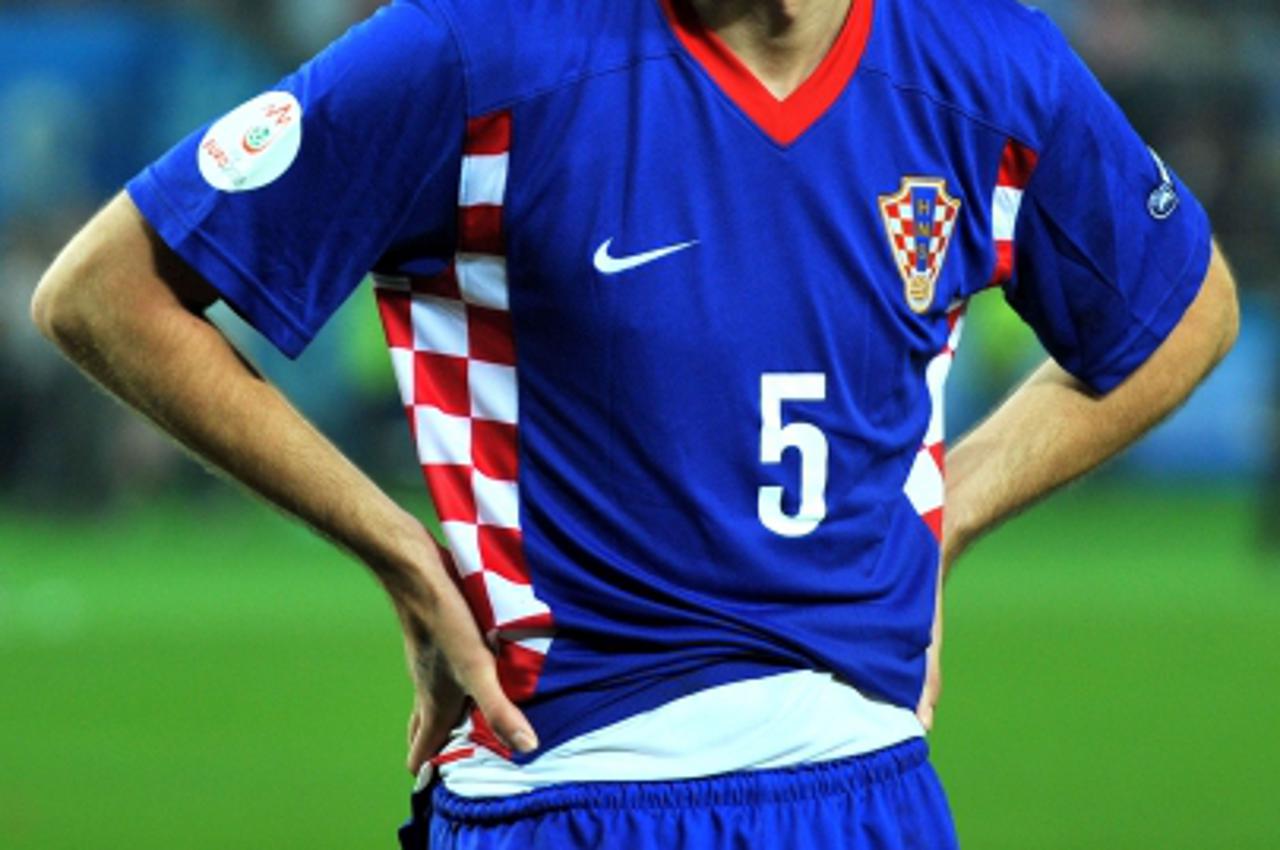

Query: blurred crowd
[[1, 1, 1277, 524]]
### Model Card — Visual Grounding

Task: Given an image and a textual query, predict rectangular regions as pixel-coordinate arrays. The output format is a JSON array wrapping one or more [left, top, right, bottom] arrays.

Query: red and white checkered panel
[[373, 112, 553, 761], [989, 138, 1040, 285], [902, 302, 966, 542]]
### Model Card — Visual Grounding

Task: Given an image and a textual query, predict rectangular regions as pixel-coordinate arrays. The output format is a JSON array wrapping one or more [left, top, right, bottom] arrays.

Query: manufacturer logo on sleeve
[[1146, 147, 1180, 220], [879, 177, 962, 314], [198, 91, 303, 193]]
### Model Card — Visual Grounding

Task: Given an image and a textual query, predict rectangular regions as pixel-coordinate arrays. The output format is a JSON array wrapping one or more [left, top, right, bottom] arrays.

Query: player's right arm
[[30, 2, 537, 765], [30, 193, 536, 759]]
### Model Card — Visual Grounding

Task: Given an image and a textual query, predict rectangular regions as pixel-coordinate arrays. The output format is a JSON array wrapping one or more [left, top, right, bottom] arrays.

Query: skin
[[31, 0, 1239, 774], [31, 195, 536, 771], [919, 245, 1240, 729], [689, 0, 853, 98]]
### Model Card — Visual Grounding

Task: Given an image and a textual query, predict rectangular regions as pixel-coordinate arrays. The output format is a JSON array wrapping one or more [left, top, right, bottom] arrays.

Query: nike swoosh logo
[[593, 238, 699, 275]]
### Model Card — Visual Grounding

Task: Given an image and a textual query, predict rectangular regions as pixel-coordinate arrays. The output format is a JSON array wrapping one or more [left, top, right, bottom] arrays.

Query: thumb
[[447, 640, 539, 754], [916, 691, 936, 732], [466, 664, 539, 754], [406, 712, 441, 776]]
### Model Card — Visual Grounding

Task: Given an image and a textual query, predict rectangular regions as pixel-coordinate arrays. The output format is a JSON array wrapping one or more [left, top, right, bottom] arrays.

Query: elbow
[[29, 267, 69, 342], [31, 266, 73, 344], [1208, 245, 1241, 367], [1217, 281, 1240, 363], [31, 204, 130, 352], [31, 258, 94, 351]]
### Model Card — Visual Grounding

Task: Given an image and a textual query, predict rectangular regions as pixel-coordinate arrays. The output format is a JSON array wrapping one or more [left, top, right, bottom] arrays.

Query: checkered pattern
[[989, 138, 1040, 285], [902, 302, 967, 542], [373, 112, 553, 761], [879, 179, 962, 290]]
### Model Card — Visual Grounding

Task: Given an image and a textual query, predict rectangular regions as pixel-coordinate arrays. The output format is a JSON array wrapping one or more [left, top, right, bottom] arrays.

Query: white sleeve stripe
[[991, 185, 1024, 242], [460, 154, 509, 207]]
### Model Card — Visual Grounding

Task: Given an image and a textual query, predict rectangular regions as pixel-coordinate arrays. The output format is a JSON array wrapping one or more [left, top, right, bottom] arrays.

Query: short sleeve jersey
[[128, 0, 1212, 760]]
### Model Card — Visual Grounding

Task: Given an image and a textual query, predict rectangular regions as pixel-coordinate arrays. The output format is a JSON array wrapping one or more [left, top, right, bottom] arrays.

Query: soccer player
[[32, 0, 1238, 847]]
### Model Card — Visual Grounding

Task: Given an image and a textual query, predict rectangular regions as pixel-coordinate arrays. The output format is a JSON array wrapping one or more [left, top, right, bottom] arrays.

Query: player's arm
[[30, 193, 538, 760], [944, 241, 1238, 568], [914, 245, 1237, 731], [916, 10, 1243, 730]]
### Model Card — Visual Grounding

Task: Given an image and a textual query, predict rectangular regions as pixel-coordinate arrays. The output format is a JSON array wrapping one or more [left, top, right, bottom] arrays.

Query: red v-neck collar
[[659, 0, 875, 147]]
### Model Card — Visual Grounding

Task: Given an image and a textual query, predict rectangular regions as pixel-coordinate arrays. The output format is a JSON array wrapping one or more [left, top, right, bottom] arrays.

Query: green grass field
[[2, 483, 1278, 848]]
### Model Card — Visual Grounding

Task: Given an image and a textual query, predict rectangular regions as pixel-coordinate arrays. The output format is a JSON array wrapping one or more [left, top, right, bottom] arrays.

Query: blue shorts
[[398, 738, 958, 849]]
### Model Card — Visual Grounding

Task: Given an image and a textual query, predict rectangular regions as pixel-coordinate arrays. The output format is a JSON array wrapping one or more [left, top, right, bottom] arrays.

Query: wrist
[[362, 505, 448, 617]]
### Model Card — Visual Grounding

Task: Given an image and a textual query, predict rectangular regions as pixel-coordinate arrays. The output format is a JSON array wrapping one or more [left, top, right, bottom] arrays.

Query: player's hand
[[916, 584, 943, 732], [917, 535, 956, 732], [405, 643, 467, 776], [391, 538, 539, 774]]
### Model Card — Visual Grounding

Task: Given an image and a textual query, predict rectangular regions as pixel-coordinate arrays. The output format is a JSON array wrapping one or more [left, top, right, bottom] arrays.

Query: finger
[[424, 589, 540, 754], [407, 704, 422, 749], [450, 645, 539, 754], [916, 666, 938, 731], [407, 718, 434, 776], [916, 702, 934, 732]]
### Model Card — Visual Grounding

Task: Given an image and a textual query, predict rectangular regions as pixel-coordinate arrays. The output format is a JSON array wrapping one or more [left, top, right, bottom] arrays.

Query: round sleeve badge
[[197, 91, 303, 193]]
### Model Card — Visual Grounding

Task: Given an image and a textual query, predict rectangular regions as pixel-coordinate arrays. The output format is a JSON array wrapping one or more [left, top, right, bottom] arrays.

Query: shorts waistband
[[432, 737, 929, 825]]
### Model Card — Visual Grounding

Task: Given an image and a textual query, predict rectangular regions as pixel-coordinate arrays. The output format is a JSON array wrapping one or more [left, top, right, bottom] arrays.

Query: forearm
[[33, 196, 439, 618], [943, 245, 1239, 572]]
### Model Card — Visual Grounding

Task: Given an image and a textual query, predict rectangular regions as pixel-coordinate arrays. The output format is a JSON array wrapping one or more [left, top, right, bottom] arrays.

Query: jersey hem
[[516, 657, 799, 764]]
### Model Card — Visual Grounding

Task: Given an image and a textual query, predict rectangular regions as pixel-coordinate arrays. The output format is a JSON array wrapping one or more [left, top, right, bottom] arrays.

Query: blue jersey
[[128, 0, 1212, 761]]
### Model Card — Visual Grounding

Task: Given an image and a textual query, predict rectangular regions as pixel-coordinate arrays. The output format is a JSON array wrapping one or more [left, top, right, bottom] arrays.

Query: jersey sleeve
[[1002, 18, 1213, 394], [126, 0, 466, 357]]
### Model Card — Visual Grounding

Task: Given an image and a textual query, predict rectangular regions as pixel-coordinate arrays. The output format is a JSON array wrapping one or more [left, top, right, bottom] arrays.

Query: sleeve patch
[[197, 91, 303, 193]]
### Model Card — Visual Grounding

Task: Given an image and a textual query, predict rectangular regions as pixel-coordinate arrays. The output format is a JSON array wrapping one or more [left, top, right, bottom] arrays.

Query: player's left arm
[[915, 243, 1238, 729], [944, 241, 1238, 570]]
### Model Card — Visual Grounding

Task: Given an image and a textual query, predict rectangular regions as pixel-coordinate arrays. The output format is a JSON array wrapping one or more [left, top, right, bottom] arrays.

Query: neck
[[686, 0, 853, 98]]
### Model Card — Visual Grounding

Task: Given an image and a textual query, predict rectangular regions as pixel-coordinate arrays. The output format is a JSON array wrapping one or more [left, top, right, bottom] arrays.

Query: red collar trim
[[660, 0, 874, 146]]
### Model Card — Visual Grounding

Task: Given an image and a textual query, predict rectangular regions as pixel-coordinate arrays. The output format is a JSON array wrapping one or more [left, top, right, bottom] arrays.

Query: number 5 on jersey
[[759, 373, 829, 538]]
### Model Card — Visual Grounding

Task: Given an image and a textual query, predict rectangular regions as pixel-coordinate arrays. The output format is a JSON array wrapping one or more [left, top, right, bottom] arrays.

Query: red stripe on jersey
[[990, 138, 1040, 285], [468, 306, 518, 366], [431, 747, 477, 767], [375, 289, 412, 350], [991, 239, 1015, 287], [921, 507, 943, 542], [497, 639, 547, 703], [479, 526, 529, 585], [463, 572, 497, 631], [498, 612, 556, 633], [996, 138, 1039, 189], [928, 442, 946, 471], [411, 268, 462, 300], [422, 464, 478, 524], [414, 352, 471, 415], [468, 708, 513, 759], [473, 420, 519, 480], [465, 112, 512, 156], [459, 205, 504, 255], [661, 0, 875, 147]]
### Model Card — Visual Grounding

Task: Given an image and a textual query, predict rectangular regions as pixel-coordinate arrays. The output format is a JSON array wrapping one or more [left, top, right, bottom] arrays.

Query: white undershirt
[[427, 670, 924, 798]]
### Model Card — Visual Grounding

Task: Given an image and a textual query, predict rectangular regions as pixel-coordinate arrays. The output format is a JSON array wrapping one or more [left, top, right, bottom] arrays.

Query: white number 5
[[758, 373, 829, 538]]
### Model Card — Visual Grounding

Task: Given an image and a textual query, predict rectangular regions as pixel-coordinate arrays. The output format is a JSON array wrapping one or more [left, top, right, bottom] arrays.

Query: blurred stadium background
[[2, 1, 1278, 847]]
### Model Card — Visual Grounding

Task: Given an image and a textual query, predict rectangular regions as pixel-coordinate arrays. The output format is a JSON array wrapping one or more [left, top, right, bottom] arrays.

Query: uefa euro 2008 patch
[[197, 91, 303, 193]]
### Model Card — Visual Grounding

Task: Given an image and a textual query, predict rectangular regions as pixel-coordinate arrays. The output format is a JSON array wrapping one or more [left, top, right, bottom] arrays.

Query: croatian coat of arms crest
[[878, 178, 962, 314]]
